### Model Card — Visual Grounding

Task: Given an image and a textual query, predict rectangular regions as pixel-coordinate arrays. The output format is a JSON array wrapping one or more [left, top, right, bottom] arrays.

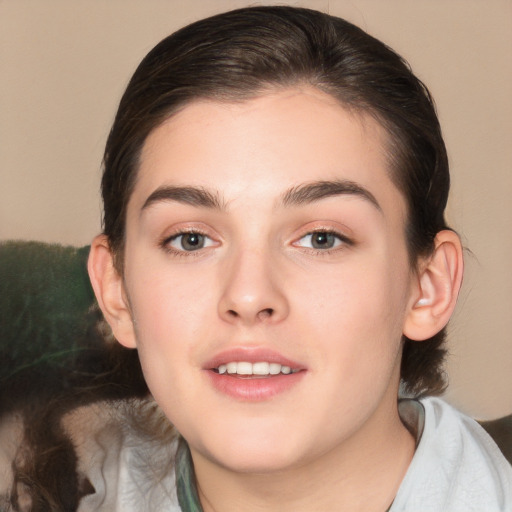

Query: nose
[[218, 247, 289, 326]]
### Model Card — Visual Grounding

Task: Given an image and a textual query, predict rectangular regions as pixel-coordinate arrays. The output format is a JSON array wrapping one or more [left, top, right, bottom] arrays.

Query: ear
[[403, 230, 464, 341], [87, 235, 137, 348]]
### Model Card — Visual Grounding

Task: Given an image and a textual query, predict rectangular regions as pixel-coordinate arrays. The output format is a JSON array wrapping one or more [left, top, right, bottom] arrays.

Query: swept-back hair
[[102, 6, 451, 396]]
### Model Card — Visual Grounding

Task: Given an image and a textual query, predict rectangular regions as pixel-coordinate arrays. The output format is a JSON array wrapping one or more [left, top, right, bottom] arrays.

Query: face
[[120, 88, 418, 473]]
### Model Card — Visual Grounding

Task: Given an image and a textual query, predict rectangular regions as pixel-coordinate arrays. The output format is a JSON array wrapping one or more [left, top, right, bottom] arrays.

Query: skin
[[89, 87, 463, 511]]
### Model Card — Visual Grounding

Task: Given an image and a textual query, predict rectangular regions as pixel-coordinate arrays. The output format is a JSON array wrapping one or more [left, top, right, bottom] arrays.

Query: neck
[[191, 397, 415, 512]]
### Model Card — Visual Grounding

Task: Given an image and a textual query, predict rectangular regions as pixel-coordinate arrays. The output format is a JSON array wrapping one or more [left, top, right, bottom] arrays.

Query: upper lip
[[203, 347, 305, 371]]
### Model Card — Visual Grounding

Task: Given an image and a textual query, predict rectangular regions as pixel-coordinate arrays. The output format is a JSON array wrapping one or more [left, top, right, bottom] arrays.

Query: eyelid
[[295, 232, 341, 248], [159, 224, 220, 255], [290, 223, 355, 252], [168, 232, 216, 250]]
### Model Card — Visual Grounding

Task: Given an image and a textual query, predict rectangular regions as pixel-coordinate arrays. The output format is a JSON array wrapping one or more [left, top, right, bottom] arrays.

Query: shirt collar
[[175, 437, 203, 512]]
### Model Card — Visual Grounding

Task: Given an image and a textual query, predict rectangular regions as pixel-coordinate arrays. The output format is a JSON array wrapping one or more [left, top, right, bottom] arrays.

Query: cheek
[[127, 273, 211, 424], [125, 262, 219, 387], [128, 256, 216, 330], [292, 255, 409, 383], [297, 258, 407, 335]]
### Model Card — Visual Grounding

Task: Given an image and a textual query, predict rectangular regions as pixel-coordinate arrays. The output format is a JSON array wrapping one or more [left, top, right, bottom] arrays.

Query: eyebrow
[[281, 179, 382, 211], [141, 185, 226, 212], [141, 179, 381, 214]]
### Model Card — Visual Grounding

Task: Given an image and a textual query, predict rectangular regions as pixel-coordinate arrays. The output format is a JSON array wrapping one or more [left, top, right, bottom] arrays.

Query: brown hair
[[101, 6, 451, 396]]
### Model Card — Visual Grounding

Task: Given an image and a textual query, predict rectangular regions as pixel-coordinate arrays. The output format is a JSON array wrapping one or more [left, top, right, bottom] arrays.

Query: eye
[[167, 232, 215, 252], [295, 231, 348, 250]]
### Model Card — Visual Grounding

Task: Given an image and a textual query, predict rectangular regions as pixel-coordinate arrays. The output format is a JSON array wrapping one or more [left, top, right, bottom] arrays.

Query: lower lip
[[205, 370, 306, 401]]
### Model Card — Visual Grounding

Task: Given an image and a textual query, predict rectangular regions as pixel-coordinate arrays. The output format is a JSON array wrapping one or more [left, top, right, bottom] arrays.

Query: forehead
[[133, 87, 405, 218]]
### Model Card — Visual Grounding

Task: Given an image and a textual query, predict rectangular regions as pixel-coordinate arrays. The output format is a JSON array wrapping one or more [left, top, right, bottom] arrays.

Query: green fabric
[[176, 438, 203, 512], [0, 240, 94, 383]]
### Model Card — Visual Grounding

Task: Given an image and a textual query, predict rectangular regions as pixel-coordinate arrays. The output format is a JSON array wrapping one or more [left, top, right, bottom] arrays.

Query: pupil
[[182, 233, 204, 251], [312, 232, 334, 249]]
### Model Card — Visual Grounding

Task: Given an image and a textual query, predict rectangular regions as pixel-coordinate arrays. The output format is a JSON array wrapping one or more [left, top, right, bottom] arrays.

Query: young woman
[[2, 5, 510, 511], [85, 6, 512, 511]]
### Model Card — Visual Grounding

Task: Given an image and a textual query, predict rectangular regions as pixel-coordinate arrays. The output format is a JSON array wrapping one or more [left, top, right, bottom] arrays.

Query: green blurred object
[[0, 240, 95, 383], [0, 240, 148, 417]]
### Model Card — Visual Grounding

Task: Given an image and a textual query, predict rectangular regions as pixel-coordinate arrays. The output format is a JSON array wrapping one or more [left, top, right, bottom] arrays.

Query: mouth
[[204, 349, 306, 400], [212, 361, 300, 378]]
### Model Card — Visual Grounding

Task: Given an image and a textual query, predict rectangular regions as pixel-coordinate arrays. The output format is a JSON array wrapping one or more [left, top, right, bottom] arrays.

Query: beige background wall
[[1, 0, 511, 419]]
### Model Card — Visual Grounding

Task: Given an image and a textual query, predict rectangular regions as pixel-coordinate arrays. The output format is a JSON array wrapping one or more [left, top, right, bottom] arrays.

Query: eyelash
[[160, 229, 216, 257], [292, 229, 353, 255], [159, 228, 353, 258]]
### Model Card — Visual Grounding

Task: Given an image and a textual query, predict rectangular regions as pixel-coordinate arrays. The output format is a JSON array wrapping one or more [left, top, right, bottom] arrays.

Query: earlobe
[[403, 230, 464, 341], [87, 235, 137, 349]]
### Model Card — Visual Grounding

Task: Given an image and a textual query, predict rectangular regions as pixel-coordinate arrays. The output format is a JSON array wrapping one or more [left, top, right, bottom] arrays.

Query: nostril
[[258, 308, 274, 319], [223, 307, 276, 322]]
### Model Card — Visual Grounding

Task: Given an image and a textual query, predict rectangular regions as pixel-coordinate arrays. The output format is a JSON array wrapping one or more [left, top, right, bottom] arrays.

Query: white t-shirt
[[3, 397, 509, 511], [391, 397, 512, 511], [88, 397, 511, 512]]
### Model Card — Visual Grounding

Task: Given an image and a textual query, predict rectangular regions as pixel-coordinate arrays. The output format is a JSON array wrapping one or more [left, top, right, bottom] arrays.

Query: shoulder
[[391, 397, 512, 512]]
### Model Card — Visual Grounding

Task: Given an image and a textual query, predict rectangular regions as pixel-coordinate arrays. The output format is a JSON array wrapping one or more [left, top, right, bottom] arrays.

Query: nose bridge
[[218, 242, 288, 325]]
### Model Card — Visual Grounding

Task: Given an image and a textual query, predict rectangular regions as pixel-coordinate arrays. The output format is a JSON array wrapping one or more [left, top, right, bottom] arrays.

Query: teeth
[[215, 362, 298, 376], [237, 362, 252, 375], [252, 362, 269, 375], [226, 362, 237, 374], [269, 363, 281, 375]]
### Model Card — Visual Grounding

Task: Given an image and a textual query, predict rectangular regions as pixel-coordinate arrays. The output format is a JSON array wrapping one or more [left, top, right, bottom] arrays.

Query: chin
[[191, 420, 310, 474], [212, 445, 304, 474]]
